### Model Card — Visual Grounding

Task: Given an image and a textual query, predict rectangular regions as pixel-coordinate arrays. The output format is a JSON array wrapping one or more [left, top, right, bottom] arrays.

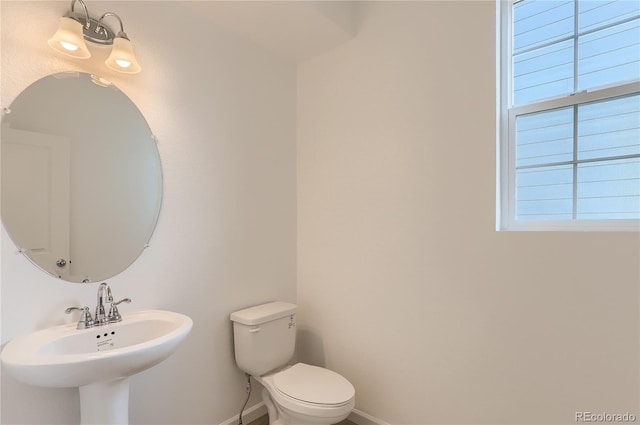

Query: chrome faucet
[[66, 282, 131, 329], [96, 282, 114, 325]]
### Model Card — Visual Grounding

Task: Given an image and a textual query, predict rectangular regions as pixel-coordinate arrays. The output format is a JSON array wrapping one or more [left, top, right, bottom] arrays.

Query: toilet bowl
[[255, 363, 355, 425], [230, 302, 356, 425]]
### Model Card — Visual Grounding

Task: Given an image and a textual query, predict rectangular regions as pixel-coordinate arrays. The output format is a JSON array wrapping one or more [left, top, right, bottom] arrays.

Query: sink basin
[[1, 309, 192, 387], [1, 309, 193, 424]]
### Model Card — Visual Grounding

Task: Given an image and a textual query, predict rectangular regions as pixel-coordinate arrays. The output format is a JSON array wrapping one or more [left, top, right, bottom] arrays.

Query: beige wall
[[1, 1, 296, 424], [297, 2, 639, 423]]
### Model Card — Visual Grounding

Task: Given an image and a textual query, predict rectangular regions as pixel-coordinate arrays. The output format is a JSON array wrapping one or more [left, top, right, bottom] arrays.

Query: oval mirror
[[1, 72, 162, 283]]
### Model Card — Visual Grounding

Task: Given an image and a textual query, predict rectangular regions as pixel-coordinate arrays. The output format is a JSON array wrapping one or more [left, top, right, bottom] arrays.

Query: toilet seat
[[273, 363, 354, 406], [257, 363, 355, 419]]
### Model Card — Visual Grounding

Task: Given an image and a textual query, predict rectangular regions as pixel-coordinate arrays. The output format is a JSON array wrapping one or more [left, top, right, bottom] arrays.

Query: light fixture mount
[[72, 15, 115, 45]]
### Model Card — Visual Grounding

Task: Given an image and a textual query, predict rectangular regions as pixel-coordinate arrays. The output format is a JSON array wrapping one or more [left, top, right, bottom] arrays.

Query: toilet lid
[[274, 363, 355, 405]]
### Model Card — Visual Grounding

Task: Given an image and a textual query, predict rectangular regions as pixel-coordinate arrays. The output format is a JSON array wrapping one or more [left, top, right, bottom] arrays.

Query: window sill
[[500, 219, 640, 232]]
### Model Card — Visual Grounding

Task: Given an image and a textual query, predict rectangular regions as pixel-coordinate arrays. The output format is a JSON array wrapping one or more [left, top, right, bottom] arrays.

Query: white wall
[[3, 1, 639, 425], [297, 2, 639, 424], [1, 1, 296, 424]]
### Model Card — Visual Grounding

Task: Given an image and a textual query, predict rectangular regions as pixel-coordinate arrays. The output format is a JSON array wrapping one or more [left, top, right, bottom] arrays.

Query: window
[[498, 0, 640, 230]]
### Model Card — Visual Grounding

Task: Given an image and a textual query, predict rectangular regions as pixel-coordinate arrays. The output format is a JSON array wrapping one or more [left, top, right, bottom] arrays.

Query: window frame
[[498, 0, 640, 231]]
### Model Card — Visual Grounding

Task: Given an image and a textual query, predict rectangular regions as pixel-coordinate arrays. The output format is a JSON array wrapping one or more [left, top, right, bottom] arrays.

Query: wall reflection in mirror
[[1, 72, 162, 283]]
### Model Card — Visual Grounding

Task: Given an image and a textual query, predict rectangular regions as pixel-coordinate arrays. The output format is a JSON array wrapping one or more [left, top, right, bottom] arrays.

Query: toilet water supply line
[[238, 373, 252, 425]]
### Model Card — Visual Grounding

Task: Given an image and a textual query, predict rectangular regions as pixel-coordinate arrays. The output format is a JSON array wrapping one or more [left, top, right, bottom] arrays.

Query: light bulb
[[115, 59, 131, 68], [59, 41, 79, 51]]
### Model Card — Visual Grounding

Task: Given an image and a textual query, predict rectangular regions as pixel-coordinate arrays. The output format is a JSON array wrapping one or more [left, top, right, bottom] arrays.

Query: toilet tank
[[230, 302, 297, 376]]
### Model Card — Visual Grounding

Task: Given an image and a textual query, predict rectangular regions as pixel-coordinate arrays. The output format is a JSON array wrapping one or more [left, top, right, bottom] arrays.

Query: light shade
[[105, 37, 141, 74], [47, 17, 91, 59]]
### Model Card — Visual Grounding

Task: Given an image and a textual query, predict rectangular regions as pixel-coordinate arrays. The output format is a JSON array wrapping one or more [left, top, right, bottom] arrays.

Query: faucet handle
[[65, 306, 95, 329], [108, 298, 132, 323]]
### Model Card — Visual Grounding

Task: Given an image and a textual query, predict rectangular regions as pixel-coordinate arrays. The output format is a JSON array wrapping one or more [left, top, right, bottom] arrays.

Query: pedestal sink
[[1, 309, 193, 425]]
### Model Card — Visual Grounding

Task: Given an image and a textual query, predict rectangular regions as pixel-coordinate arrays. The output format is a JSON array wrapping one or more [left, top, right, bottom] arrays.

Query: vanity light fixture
[[48, 0, 141, 74]]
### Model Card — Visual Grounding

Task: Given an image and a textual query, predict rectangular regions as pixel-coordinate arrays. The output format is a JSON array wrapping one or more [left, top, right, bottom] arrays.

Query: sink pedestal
[[79, 378, 130, 425]]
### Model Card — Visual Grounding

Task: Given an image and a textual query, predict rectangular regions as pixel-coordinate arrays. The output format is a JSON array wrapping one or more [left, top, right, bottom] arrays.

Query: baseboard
[[219, 402, 267, 425], [219, 403, 387, 425], [348, 408, 391, 425]]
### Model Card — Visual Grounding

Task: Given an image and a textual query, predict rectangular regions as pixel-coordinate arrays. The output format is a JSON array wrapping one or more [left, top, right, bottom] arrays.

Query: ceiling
[[182, 1, 357, 63]]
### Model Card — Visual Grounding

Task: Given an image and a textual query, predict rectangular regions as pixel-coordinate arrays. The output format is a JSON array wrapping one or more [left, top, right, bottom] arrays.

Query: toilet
[[230, 302, 355, 425]]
